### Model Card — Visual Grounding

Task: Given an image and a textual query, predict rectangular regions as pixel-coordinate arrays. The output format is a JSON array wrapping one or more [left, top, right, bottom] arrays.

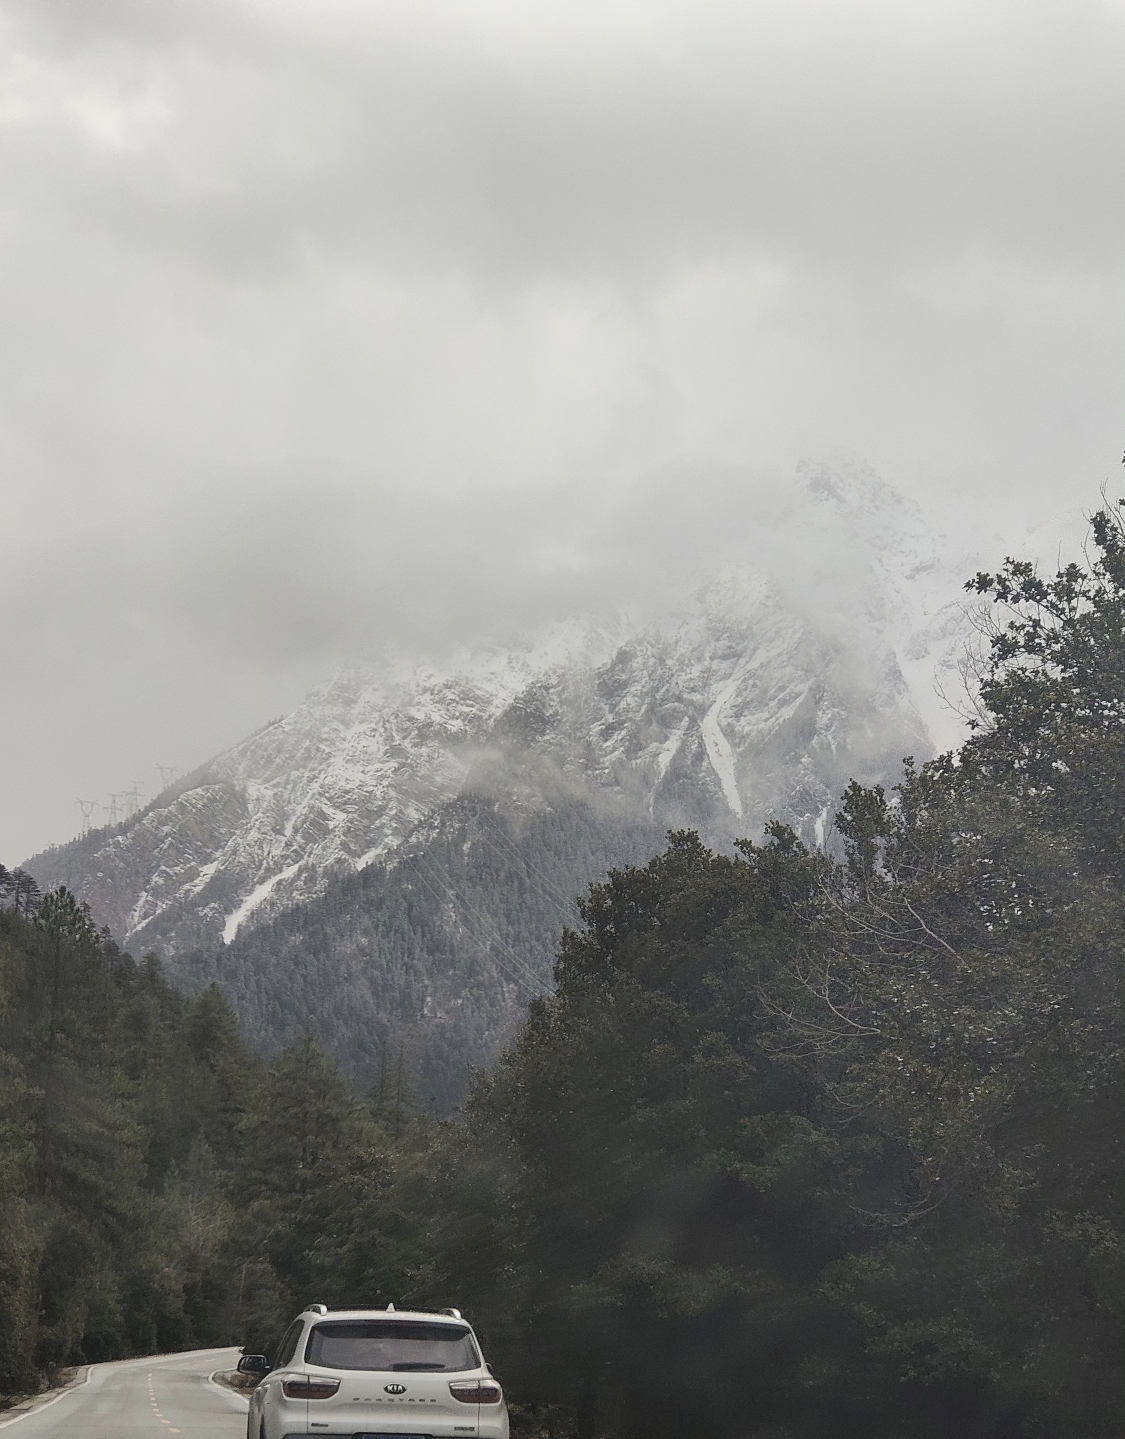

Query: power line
[[472, 828, 580, 933], [413, 849, 550, 996], [409, 862, 547, 1002], [407, 851, 550, 1000], [420, 846, 552, 988], [474, 819, 583, 922]]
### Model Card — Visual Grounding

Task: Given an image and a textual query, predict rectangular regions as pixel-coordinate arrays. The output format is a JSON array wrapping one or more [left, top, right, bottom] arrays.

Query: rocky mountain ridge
[[26, 459, 973, 966]]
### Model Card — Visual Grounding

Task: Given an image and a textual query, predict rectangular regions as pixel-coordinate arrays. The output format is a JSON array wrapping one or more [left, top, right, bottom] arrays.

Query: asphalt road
[[0, 1349, 249, 1439]]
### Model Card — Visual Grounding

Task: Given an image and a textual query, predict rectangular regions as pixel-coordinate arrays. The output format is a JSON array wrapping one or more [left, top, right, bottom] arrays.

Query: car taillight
[[282, 1377, 340, 1400], [449, 1380, 503, 1405]]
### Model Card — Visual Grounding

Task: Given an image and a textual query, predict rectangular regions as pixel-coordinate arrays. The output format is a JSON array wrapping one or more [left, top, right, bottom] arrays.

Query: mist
[[2, 0, 1122, 860]]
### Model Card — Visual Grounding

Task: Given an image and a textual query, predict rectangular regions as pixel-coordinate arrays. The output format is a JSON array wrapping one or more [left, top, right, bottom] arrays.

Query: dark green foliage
[[441, 830, 859, 1438], [0, 897, 421, 1391], [380, 504, 1125, 1437], [0, 900, 263, 1389]]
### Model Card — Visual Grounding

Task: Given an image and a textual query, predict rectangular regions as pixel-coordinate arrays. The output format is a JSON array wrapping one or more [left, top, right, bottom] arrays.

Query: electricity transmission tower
[[107, 794, 122, 825], [76, 799, 98, 836], [156, 764, 178, 789], [125, 782, 144, 819]]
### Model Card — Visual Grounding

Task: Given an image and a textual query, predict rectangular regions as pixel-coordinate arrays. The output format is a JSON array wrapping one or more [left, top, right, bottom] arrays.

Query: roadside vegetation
[[2, 503, 1123, 1437]]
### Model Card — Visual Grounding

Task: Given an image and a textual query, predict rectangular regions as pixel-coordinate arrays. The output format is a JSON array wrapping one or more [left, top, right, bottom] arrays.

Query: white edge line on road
[[208, 1371, 251, 1409], [0, 1348, 241, 1429], [0, 1370, 92, 1430]]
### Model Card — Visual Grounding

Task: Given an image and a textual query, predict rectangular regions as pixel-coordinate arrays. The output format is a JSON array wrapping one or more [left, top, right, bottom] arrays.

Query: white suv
[[239, 1305, 509, 1439]]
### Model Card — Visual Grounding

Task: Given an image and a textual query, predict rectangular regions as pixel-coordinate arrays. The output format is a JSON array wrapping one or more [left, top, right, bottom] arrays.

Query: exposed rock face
[[25, 460, 976, 1102]]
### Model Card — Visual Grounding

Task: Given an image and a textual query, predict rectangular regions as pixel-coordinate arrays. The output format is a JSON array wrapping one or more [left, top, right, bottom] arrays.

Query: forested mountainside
[[3, 501, 1123, 1439], [183, 791, 664, 1111], [24, 462, 970, 1090]]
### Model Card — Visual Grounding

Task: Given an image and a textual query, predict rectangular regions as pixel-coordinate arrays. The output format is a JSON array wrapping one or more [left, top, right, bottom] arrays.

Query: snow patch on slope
[[701, 666, 747, 820], [655, 720, 689, 781], [223, 863, 303, 945]]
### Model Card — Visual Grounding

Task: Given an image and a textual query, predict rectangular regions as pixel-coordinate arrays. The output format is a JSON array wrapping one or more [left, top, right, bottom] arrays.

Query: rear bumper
[[295, 1421, 508, 1439], [297, 1430, 507, 1438]]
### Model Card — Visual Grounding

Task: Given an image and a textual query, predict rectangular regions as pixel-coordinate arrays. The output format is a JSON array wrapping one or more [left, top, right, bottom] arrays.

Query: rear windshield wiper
[[391, 1363, 447, 1371]]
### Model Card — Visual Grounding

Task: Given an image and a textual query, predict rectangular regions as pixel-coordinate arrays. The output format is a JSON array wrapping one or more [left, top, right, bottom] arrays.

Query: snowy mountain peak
[[799, 453, 919, 519], [28, 461, 977, 958]]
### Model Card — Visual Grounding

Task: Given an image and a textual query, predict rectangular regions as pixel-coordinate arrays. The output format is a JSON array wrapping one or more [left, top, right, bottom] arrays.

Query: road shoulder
[[0, 1370, 90, 1429], [208, 1370, 251, 1410]]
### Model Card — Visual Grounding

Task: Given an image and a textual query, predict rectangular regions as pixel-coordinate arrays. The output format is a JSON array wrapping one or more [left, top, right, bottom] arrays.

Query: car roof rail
[[441, 1308, 462, 1319], [304, 1303, 329, 1314]]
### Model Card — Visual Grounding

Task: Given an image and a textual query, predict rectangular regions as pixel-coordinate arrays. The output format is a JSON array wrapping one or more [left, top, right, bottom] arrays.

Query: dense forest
[[2, 504, 1124, 1436], [184, 793, 666, 1112]]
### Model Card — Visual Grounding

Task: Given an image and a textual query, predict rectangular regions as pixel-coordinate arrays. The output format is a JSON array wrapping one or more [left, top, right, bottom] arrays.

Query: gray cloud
[[2, 0, 1123, 860]]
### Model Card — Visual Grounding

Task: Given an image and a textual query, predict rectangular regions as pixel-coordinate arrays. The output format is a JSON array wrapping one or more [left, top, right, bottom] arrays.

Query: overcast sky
[[2, 0, 1122, 862]]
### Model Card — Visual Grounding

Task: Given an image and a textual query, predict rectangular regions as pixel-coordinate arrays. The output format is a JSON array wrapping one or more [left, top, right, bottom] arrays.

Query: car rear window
[[305, 1321, 480, 1373]]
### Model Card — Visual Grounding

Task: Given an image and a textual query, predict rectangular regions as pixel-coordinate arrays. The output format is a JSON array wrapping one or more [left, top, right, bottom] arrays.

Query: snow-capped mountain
[[26, 459, 974, 965]]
